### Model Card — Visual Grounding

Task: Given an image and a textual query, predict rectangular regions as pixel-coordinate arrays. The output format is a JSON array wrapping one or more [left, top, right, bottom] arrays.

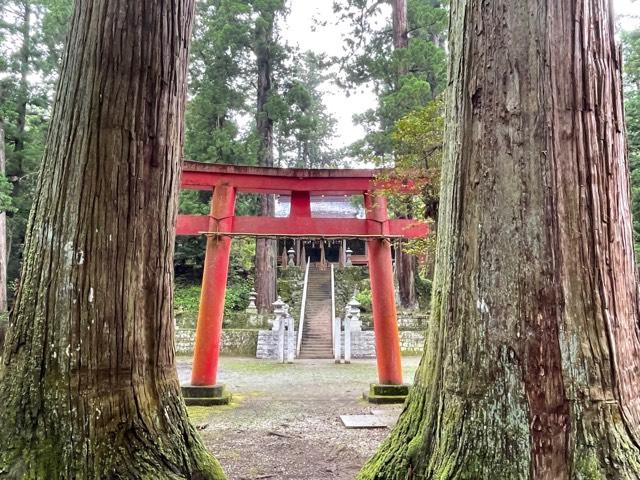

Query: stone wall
[[256, 328, 297, 360], [340, 330, 425, 358], [256, 330, 279, 359], [176, 328, 259, 356], [397, 312, 429, 331], [176, 327, 425, 358], [223, 312, 270, 329]]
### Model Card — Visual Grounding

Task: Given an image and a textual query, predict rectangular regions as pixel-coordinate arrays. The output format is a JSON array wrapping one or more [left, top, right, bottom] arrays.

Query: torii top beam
[[177, 162, 429, 239], [180, 161, 413, 195]]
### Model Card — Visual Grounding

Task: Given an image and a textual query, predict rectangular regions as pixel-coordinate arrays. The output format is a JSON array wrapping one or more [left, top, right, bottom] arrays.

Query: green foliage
[[174, 282, 203, 318], [185, 0, 255, 164], [355, 288, 372, 312], [0, 0, 72, 301], [392, 96, 444, 171], [225, 282, 251, 314], [0, 173, 15, 213], [174, 280, 252, 325], [334, 0, 448, 159], [276, 52, 339, 168], [175, 237, 256, 327]]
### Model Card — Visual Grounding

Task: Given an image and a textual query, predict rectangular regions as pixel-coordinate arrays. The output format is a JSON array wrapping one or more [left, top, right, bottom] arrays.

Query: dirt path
[[177, 357, 420, 480]]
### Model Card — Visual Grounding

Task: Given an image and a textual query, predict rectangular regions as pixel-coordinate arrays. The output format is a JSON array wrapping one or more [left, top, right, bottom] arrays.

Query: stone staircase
[[298, 265, 333, 359]]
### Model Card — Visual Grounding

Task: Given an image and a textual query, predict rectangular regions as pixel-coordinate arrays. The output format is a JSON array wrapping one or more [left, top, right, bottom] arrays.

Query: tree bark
[[14, 1, 31, 161], [359, 0, 640, 478], [0, 121, 7, 307], [0, 120, 6, 347], [0, 1, 225, 478], [255, 9, 277, 313], [395, 243, 417, 309], [391, 0, 408, 51]]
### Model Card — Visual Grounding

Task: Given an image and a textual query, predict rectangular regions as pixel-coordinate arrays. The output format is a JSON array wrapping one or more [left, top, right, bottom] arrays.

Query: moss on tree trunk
[[359, 0, 640, 478], [0, 1, 225, 478]]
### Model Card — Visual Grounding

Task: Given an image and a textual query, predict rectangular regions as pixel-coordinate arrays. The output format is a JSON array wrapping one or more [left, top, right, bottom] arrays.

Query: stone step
[[300, 266, 333, 358]]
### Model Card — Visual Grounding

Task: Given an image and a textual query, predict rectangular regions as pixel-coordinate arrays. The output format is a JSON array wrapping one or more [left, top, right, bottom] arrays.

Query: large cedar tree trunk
[[254, 10, 277, 313], [392, 0, 418, 309], [359, 0, 640, 478], [0, 2, 225, 478]]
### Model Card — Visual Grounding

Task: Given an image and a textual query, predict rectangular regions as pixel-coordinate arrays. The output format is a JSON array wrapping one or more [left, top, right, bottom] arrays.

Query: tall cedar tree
[[335, 0, 448, 309], [0, 1, 225, 478], [359, 0, 640, 478], [391, 0, 418, 309], [254, 2, 281, 312]]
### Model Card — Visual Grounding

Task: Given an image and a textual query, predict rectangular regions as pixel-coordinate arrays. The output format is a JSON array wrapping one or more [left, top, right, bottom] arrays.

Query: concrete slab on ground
[[340, 415, 388, 429], [340, 410, 401, 429]]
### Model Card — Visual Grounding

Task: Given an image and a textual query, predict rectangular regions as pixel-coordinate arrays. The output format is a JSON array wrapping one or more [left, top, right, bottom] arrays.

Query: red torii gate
[[177, 161, 429, 396]]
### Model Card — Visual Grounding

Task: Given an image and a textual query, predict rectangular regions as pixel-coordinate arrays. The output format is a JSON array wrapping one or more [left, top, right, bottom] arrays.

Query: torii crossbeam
[[177, 161, 429, 391]]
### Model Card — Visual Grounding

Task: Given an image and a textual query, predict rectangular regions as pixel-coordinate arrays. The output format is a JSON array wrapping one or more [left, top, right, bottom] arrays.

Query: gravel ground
[[177, 356, 420, 480]]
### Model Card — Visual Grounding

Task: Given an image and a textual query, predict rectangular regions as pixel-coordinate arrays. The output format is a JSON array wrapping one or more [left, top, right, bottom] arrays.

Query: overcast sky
[[283, 1, 640, 150]]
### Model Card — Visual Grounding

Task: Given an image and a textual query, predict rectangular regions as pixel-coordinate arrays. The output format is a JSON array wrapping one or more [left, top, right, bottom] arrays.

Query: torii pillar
[[182, 182, 235, 405], [364, 192, 407, 402]]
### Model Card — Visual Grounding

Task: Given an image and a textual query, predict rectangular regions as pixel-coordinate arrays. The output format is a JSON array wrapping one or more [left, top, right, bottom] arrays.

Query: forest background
[[0, 0, 638, 319]]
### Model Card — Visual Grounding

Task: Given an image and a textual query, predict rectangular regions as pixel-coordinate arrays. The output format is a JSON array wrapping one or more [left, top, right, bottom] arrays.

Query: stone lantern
[[271, 296, 286, 331], [345, 248, 353, 267], [287, 248, 296, 267], [246, 290, 258, 314], [348, 295, 362, 331]]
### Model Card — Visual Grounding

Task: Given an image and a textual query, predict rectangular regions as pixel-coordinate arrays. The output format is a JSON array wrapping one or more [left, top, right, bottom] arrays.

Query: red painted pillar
[[191, 182, 236, 386], [365, 192, 403, 385]]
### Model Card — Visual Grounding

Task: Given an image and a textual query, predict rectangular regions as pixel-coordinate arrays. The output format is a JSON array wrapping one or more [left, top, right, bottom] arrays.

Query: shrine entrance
[[177, 161, 429, 404]]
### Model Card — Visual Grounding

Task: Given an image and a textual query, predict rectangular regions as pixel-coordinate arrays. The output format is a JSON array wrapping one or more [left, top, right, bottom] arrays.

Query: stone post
[[344, 311, 352, 364], [277, 316, 285, 363], [334, 316, 342, 364], [286, 314, 295, 363]]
